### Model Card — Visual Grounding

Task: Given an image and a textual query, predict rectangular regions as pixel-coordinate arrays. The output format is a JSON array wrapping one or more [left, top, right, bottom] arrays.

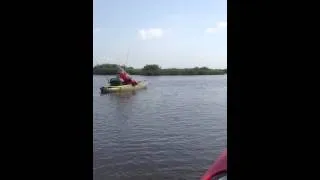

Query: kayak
[[201, 149, 227, 180], [100, 80, 148, 94]]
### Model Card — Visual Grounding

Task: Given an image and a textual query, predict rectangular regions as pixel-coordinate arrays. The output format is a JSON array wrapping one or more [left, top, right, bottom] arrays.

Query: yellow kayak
[[100, 80, 148, 94]]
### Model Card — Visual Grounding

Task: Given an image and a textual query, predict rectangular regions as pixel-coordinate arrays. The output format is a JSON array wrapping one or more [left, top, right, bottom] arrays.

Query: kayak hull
[[100, 81, 148, 94], [201, 149, 227, 180]]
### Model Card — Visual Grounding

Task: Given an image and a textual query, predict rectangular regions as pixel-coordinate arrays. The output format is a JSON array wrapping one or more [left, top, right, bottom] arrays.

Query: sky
[[93, 0, 227, 69]]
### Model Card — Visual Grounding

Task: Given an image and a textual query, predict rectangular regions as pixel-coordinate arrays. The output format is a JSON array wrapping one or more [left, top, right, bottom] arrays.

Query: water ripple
[[94, 75, 227, 180]]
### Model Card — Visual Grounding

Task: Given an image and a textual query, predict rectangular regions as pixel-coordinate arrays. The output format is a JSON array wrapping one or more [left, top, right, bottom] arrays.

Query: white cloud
[[206, 28, 218, 33], [138, 28, 164, 40], [217, 21, 227, 28], [206, 21, 227, 33], [93, 28, 101, 33]]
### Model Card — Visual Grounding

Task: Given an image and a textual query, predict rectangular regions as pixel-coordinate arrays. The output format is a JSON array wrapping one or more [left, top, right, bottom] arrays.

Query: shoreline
[[93, 74, 227, 76], [93, 64, 227, 76]]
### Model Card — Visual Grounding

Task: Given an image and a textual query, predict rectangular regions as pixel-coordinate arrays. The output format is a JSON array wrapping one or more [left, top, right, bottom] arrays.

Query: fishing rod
[[118, 48, 130, 74]]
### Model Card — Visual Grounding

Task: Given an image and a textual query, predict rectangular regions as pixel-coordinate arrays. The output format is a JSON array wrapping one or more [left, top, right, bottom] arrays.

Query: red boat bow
[[201, 149, 227, 180]]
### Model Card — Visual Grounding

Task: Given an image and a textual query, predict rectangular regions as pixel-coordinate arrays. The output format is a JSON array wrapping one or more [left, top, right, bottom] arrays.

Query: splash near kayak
[[201, 149, 227, 180]]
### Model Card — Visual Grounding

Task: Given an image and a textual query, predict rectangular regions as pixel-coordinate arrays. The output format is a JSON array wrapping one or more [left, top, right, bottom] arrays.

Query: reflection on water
[[100, 91, 137, 98], [94, 75, 227, 180]]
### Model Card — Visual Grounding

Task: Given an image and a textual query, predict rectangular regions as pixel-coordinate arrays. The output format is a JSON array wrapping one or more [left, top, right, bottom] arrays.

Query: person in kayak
[[117, 66, 138, 86]]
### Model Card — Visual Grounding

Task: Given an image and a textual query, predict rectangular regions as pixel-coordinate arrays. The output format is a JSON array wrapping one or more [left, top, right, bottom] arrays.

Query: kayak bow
[[201, 149, 227, 180]]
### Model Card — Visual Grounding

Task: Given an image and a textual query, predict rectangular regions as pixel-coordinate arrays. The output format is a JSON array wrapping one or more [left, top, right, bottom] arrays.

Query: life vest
[[119, 72, 130, 82]]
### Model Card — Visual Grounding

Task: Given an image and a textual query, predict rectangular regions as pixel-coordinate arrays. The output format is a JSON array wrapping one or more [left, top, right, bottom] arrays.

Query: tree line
[[93, 64, 227, 76]]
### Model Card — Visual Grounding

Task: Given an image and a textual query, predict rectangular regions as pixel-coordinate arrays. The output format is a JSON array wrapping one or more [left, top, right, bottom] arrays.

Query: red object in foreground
[[201, 149, 227, 180]]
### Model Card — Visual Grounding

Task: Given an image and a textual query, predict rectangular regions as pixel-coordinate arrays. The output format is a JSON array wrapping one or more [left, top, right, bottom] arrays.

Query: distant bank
[[93, 64, 227, 76]]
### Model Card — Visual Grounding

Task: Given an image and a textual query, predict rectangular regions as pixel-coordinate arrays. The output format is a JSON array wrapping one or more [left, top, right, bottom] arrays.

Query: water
[[93, 75, 227, 180]]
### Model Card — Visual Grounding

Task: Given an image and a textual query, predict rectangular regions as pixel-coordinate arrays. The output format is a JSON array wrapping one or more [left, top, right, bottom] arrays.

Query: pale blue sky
[[93, 0, 227, 68]]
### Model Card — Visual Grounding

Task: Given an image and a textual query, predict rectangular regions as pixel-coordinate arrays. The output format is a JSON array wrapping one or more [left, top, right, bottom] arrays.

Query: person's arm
[[118, 73, 124, 81], [117, 65, 125, 72]]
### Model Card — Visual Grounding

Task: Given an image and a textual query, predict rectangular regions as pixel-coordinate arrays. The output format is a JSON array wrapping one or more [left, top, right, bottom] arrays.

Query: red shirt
[[119, 72, 130, 81]]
